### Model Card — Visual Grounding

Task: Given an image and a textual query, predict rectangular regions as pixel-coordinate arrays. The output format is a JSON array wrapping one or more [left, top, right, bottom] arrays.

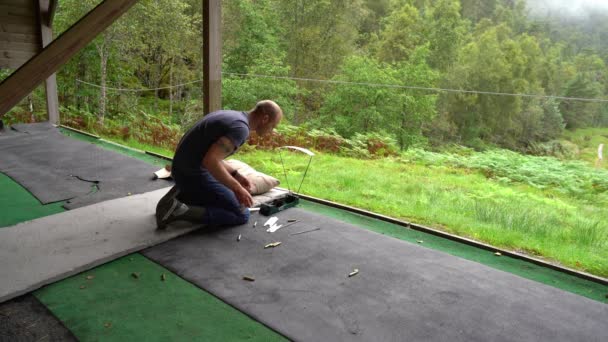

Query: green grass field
[[97, 130, 608, 277]]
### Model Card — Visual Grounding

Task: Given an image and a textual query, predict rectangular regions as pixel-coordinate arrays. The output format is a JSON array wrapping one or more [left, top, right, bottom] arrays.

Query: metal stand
[[260, 146, 314, 216]]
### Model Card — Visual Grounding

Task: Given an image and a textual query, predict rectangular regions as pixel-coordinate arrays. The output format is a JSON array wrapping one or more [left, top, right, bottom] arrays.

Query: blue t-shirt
[[172, 110, 249, 174]]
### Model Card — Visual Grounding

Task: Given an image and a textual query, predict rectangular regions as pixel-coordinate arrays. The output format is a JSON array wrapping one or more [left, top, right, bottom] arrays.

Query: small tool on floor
[[291, 227, 320, 236], [282, 220, 299, 228], [264, 242, 282, 249], [267, 220, 299, 233], [261, 146, 314, 216]]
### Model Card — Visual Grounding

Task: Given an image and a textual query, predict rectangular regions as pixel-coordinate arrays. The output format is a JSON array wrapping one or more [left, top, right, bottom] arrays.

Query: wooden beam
[[38, 0, 58, 124], [47, 0, 57, 26], [0, 0, 140, 118], [202, 0, 221, 115], [38, 0, 57, 27]]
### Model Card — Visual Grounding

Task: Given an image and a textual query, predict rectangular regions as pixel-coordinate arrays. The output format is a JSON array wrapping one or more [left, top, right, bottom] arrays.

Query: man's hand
[[233, 185, 253, 207], [234, 172, 252, 192], [203, 137, 253, 207]]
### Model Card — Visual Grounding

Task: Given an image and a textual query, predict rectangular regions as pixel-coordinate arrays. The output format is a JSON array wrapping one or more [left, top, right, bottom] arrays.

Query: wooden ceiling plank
[[0, 32, 38, 44], [0, 15, 37, 25], [0, 41, 39, 52], [0, 49, 36, 59], [0, 57, 28, 69], [0, 5, 36, 17], [0, 0, 35, 8], [0, 23, 38, 34]]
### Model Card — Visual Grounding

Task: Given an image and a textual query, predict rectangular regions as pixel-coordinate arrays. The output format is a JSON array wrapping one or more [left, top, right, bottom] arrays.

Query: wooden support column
[[0, 0, 139, 118], [38, 0, 59, 124], [202, 0, 221, 115]]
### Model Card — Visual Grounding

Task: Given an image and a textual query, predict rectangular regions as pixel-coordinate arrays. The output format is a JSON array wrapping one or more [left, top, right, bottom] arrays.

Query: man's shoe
[[156, 186, 180, 229]]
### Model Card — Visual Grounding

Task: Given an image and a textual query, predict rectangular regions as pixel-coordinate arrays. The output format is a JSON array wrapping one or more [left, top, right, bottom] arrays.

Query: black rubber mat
[[143, 208, 608, 342], [0, 294, 77, 342], [0, 123, 172, 209]]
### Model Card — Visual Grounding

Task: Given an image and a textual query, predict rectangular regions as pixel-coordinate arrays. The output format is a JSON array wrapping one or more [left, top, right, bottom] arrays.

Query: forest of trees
[[18, 0, 608, 152]]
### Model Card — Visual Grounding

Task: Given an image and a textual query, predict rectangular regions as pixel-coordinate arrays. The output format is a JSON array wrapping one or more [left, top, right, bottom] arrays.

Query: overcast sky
[[527, 0, 608, 18]]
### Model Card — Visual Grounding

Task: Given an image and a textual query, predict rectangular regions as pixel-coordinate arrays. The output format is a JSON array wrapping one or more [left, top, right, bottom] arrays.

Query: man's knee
[[235, 208, 250, 225]]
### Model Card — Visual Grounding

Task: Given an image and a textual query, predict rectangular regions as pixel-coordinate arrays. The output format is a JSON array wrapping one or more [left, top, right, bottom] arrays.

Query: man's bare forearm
[[204, 156, 241, 191], [222, 160, 236, 175], [202, 137, 245, 193]]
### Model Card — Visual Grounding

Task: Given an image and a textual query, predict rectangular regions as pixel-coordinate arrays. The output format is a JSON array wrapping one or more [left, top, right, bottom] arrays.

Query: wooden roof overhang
[[0, 0, 57, 69], [0, 0, 221, 124]]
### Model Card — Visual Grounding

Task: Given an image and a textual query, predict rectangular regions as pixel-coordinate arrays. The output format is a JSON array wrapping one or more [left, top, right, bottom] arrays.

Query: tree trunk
[[169, 57, 174, 117], [99, 49, 108, 125], [76, 54, 86, 110], [292, 0, 301, 124], [400, 116, 407, 151], [154, 53, 161, 113], [28, 94, 34, 122]]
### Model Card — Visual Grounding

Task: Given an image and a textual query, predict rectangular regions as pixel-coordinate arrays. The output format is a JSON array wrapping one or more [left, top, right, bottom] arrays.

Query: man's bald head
[[249, 100, 283, 136], [252, 100, 283, 121]]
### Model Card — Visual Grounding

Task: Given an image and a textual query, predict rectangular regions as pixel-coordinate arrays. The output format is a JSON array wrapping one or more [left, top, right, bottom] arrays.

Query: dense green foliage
[[5, 0, 608, 153]]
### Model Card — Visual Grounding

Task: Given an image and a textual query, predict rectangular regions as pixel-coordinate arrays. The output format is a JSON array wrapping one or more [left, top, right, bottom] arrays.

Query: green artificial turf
[[35, 254, 287, 342], [0, 172, 64, 228]]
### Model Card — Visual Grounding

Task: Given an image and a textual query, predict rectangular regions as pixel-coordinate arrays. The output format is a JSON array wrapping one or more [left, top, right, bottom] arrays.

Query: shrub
[[523, 140, 580, 159], [247, 124, 398, 159], [401, 147, 608, 202]]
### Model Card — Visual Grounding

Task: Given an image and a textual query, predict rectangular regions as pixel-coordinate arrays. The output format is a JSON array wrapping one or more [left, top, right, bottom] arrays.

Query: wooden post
[[38, 0, 59, 124], [202, 0, 221, 115], [0, 0, 139, 118]]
